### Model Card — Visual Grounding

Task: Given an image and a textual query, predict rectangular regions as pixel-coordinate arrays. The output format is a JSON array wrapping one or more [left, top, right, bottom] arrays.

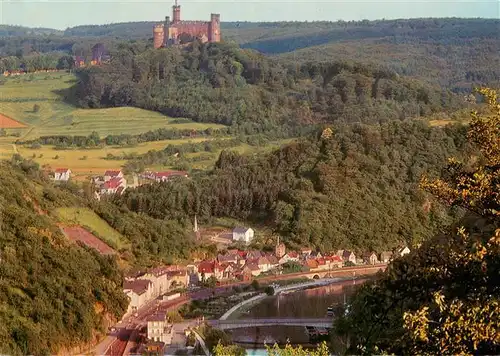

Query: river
[[227, 278, 365, 354]]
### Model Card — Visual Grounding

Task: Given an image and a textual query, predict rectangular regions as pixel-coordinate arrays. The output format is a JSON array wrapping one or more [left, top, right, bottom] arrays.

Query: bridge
[[208, 318, 333, 330]]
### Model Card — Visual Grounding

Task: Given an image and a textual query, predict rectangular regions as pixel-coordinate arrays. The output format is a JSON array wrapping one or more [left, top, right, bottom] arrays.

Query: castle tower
[[172, 0, 181, 23], [209, 13, 221, 42], [164, 16, 171, 47], [153, 24, 165, 49]]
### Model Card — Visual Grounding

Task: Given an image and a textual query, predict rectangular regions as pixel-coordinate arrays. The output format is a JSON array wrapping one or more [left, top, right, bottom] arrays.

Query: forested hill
[[74, 42, 463, 128], [113, 120, 469, 252], [0, 159, 127, 355]]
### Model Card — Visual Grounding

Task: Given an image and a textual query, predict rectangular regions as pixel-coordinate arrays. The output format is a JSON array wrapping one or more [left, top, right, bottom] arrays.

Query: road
[[92, 264, 385, 355]]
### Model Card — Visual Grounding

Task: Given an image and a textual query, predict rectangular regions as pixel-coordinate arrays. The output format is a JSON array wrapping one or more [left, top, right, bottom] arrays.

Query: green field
[[0, 72, 225, 140], [55, 207, 128, 249]]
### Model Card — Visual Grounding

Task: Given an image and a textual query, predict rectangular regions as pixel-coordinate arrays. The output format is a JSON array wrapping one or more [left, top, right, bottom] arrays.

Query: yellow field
[[11, 137, 212, 178], [0, 72, 225, 140], [55, 207, 128, 249]]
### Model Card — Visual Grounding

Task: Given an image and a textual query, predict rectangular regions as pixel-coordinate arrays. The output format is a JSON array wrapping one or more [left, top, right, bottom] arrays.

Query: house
[[104, 170, 123, 181], [232, 227, 255, 244], [300, 248, 312, 257], [395, 246, 411, 257], [54, 168, 71, 181], [217, 253, 239, 265], [336, 250, 344, 258], [136, 341, 166, 356], [325, 255, 343, 269], [342, 251, 357, 265], [123, 279, 153, 313], [279, 251, 299, 265], [100, 177, 126, 195], [256, 256, 272, 272], [242, 262, 261, 277], [197, 260, 222, 281], [380, 251, 393, 263], [147, 312, 172, 344], [363, 252, 379, 265], [310, 251, 323, 259], [304, 259, 319, 271], [246, 250, 262, 260], [219, 263, 239, 280], [266, 254, 280, 269]]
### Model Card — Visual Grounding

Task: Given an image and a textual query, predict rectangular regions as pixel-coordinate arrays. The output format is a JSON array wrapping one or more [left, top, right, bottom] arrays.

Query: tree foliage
[[333, 88, 500, 355], [0, 161, 128, 355], [265, 341, 330, 356]]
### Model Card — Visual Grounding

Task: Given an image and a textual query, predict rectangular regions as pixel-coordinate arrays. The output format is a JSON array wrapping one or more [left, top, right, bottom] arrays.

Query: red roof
[[104, 170, 122, 177], [198, 260, 218, 274], [55, 168, 70, 173], [103, 177, 123, 189]]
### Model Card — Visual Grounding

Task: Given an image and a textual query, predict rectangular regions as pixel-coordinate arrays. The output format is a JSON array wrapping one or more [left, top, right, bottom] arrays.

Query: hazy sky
[[0, 0, 498, 30]]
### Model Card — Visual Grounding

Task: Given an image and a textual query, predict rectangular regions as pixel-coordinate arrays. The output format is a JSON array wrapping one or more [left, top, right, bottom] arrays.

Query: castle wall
[[171, 21, 211, 40], [153, 25, 165, 49]]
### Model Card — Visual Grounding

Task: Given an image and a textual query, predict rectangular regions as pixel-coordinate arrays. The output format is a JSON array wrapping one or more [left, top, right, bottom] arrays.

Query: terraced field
[[0, 72, 225, 140], [55, 207, 128, 250]]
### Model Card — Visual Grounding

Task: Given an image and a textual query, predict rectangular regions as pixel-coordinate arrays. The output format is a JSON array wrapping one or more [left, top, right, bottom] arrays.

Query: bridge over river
[[208, 317, 333, 330]]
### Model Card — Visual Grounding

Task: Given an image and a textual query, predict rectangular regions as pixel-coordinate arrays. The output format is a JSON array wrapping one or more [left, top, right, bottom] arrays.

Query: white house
[[54, 168, 71, 181], [123, 279, 153, 314], [395, 246, 411, 257], [147, 312, 173, 344], [232, 227, 254, 244]]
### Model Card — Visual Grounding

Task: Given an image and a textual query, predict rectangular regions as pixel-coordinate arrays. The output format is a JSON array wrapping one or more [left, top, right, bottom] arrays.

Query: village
[[120, 230, 409, 354], [51, 166, 410, 354], [51, 167, 188, 199]]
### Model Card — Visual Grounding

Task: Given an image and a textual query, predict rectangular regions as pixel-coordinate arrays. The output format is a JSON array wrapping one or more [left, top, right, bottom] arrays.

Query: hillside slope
[[0, 158, 127, 355], [74, 42, 464, 130], [115, 120, 470, 252]]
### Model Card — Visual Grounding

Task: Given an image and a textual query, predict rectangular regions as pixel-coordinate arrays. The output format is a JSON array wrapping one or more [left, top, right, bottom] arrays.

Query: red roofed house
[[279, 251, 299, 265], [54, 168, 71, 181], [104, 170, 124, 182], [197, 260, 223, 281], [100, 177, 126, 195]]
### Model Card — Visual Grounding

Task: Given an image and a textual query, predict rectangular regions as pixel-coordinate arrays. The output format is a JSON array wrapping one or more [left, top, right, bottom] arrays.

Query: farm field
[[12, 137, 213, 178], [0, 72, 225, 140], [55, 207, 128, 250]]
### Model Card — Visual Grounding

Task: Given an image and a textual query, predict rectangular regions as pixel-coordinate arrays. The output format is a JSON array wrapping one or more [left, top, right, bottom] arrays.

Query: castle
[[153, 0, 221, 48]]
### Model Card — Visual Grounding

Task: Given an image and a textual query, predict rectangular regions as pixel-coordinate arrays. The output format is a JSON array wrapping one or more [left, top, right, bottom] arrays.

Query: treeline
[[0, 52, 76, 72], [0, 159, 128, 355], [113, 120, 469, 252], [74, 42, 464, 129]]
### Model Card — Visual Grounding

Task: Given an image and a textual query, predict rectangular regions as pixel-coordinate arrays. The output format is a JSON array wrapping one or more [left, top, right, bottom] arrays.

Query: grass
[[55, 207, 128, 249], [12, 137, 213, 178], [0, 72, 225, 140]]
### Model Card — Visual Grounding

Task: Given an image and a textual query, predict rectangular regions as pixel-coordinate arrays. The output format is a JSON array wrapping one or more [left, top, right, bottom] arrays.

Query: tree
[[213, 341, 246, 356], [251, 279, 260, 290], [266, 342, 330, 356], [333, 88, 500, 355], [32, 104, 40, 113]]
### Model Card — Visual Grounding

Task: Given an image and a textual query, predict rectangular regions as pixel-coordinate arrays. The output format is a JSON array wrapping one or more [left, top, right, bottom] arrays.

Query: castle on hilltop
[[153, 0, 221, 48]]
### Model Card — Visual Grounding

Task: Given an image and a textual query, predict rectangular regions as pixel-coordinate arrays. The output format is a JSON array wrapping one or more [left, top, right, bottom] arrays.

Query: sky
[[0, 0, 498, 30]]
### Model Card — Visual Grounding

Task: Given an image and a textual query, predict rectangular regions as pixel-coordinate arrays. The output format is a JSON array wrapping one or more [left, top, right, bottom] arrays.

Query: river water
[[227, 278, 365, 353]]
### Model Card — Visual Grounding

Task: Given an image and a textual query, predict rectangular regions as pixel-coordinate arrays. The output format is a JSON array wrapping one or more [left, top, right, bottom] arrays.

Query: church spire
[[193, 215, 198, 232]]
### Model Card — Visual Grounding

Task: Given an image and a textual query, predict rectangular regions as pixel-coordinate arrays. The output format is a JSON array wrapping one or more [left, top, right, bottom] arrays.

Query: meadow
[[0, 72, 225, 139]]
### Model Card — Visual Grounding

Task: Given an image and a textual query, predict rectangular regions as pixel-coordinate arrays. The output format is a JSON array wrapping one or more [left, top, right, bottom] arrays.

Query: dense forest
[[1, 18, 498, 94], [113, 120, 469, 252], [332, 88, 499, 355], [74, 41, 463, 130], [0, 159, 127, 355]]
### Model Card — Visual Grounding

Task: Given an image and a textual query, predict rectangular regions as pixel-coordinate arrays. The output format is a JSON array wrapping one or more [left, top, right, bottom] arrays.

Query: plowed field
[[0, 113, 26, 128]]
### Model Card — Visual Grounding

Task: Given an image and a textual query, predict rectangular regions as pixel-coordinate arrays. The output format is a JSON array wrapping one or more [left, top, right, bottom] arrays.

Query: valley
[[0, 11, 498, 356]]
